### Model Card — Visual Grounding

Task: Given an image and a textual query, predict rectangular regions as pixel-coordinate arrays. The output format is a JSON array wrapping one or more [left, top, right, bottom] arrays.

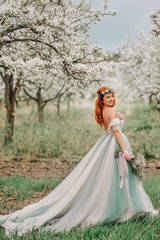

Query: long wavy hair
[[95, 86, 116, 131]]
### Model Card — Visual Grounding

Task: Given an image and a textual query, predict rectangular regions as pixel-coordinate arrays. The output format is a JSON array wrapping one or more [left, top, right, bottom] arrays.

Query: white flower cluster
[[131, 153, 146, 169], [130, 153, 146, 179]]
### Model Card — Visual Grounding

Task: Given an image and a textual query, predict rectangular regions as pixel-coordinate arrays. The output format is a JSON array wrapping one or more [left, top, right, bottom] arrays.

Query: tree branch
[[23, 88, 37, 101], [0, 71, 4, 79], [0, 64, 7, 70], [0, 38, 60, 56], [44, 80, 66, 103]]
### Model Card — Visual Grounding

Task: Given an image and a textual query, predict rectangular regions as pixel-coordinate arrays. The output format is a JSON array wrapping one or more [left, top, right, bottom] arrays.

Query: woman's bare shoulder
[[103, 107, 116, 114], [103, 107, 116, 121]]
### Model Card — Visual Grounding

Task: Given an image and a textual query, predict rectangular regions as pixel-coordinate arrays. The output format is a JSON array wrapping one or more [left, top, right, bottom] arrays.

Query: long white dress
[[0, 118, 158, 236]]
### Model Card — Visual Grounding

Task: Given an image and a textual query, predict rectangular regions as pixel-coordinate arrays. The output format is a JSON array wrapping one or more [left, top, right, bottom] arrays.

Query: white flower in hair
[[97, 88, 114, 97]]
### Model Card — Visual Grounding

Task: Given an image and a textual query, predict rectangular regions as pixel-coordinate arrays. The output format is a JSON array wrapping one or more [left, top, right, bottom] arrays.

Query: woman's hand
[[116, 111, 124, 120], [123, 150, 132, 161]]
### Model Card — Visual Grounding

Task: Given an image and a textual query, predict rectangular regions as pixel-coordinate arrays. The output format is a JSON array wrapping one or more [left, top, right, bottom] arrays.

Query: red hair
[[95, 86, 116, 131]]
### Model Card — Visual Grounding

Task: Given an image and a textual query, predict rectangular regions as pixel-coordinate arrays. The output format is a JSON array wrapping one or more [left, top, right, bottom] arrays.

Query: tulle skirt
[[0, 133, 156, 236]]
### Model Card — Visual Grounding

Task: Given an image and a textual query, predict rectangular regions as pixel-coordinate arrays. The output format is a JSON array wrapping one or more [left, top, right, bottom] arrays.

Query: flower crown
[[97, 88, 114, 97]]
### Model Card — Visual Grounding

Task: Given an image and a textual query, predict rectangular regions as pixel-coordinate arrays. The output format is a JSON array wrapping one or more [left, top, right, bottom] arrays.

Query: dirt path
[[0, 156, 159, 179], [0, 156, 75, 179]]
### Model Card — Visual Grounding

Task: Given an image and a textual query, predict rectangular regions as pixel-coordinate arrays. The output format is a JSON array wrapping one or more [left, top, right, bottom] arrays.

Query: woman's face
[[103, 93, 114, 107]]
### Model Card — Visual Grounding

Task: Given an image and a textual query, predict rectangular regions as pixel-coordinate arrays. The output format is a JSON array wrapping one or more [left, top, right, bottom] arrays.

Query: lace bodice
[[107, 118, 124, 135]]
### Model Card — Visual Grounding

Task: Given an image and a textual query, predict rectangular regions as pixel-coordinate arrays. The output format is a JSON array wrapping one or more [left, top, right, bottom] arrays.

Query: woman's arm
[[113, 129, 131, 161], [113, 129, 127, 152], [108, 108, 131, 161], [114, 129, 131, 161]]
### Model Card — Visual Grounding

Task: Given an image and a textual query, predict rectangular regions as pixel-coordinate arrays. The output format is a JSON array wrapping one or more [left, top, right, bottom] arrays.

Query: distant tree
[[117, 8, 160, 107], [23, 69, 72, 122]]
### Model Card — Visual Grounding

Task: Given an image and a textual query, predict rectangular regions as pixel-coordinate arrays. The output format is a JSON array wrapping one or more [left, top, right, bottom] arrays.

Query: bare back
[[102, 107, 117, 132]]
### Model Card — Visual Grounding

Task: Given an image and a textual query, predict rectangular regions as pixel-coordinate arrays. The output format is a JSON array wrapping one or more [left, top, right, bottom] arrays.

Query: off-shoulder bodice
[[107, 118, 124, 135]]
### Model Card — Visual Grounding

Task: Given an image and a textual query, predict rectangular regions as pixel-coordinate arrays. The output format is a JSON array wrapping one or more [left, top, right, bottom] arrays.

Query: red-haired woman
[[95, 86, 131, 161], [0, 87, 158, 236]]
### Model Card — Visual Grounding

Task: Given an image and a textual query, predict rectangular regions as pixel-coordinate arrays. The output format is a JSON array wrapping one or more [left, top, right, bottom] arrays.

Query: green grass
[[123, 103, 160, 159], [0, 174, 61, 202], [0, 100, 160, 161], [0, 175, 159, 239], [0, 101, 100, 161]]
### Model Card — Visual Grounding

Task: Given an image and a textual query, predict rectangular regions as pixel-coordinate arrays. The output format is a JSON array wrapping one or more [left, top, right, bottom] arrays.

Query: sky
[[89, 0, 160, 52]]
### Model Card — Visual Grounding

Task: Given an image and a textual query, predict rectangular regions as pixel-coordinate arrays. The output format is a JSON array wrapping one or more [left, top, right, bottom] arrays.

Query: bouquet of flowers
[[130, 153, 146, 179], [114, 149, 146, 179]]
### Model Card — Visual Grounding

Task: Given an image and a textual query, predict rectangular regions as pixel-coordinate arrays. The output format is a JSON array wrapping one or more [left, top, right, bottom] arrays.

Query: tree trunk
[[157, 95, 160, 110], [38, 107, 44, 123], [57, 94, 61, 116], [26, 99, 30, 106], [16, 100, 19, 107], [149, 94, 153, 105], [37, 87, 45, 123], [4, 74, 15, 143]]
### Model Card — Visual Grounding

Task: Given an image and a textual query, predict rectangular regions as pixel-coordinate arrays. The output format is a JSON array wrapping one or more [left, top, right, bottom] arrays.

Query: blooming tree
[[0, 52, 43, 141], [0, 0, 117, 142], [116, 8, 160, 107], [23, 66, 75, 122], [150, 7, 160, 37]]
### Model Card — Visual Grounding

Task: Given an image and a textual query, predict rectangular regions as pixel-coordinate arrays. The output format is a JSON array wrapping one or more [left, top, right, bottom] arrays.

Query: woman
[[0, 86, 158, 236]]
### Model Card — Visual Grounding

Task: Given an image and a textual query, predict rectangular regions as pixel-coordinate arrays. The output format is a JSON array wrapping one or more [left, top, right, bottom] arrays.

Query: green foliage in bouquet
[[114, 148, 122, 158], [114, 149, 146, 179]]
